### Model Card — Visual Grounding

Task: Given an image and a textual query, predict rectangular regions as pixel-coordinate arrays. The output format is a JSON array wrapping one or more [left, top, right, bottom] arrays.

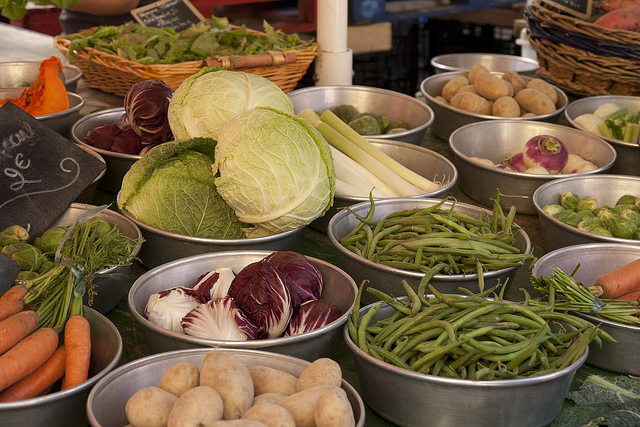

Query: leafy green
[[1, 0, 79, 19]]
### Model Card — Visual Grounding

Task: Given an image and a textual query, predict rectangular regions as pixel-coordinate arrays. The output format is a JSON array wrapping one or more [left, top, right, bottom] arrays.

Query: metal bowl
[[344, 300, 587, 427], [532, 174, 640, 252], [430, 53, 539, 74], [565, 95, 640, 176], [327, 198, 532, 305], [450, 120, 616, 215], [532, 243, 640, 376], [75, 145, 107, 204], [128, 250, 357, 359], [310, 138, 458, 233], [0, 307, 122, 427], [0, 61, 82, 92], [420, 71, 568, 140], [87, 347, 365, 427], [288, 85, 434, 145]]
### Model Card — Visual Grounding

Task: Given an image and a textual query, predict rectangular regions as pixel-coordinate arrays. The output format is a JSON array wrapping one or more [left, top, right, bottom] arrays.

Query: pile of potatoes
[[124, 351, 356, 427], [435, 64, 561, 118]]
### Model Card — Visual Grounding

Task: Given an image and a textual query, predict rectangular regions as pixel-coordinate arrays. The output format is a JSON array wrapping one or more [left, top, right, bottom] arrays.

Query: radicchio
[[124, 80, 174, 144], [284, 299, 342, 337], [84, 120, 144, 154], [228, 259, 293, 339], [265, 251, 323, 306], [192, 267, 236, 301], [181, 296, 258, 341], [145, 286, 205, 333]]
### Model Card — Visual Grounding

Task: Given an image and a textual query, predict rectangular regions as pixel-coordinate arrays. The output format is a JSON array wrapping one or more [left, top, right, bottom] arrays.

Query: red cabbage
[[265, 251, 323, 307], [124, 80, 174, 144], [284, 299, 342, 336], [84, 120, 144, 154], [181, 296, 258, 341]]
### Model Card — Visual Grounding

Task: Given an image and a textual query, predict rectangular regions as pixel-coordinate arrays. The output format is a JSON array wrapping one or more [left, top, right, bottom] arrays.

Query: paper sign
[[0, 253, 20, 295], [131, 0, 205, 32], [540, 0, 592, 20], [0, 103, 106, 238]]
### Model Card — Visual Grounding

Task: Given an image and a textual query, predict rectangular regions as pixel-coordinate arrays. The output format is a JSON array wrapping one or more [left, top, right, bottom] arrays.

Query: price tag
[[0, 103, 106, 238], [0, 253, 21, 295], [131, 0, 205, 32], [540, 0, 593, 20]]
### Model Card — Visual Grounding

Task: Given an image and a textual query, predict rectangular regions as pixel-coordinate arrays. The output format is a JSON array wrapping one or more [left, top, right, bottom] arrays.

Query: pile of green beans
[[348, 282, 613, 380], [339, 196, 535, 283]]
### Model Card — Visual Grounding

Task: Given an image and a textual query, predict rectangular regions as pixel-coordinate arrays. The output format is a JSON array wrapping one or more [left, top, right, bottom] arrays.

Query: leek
[[329, 145, 394, 197]]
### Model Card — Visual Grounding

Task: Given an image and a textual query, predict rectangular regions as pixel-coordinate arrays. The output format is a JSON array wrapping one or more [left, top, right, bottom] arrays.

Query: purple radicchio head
[[181, 296, 258, 341], [192, 267, 236, 301], [265, 251, 323, 307], [284, 299, 342, 337], [145, 286, 205, 333], [124, 80, 174, 144]]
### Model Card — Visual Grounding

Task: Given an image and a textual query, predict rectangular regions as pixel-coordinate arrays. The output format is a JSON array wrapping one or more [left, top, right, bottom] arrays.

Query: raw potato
[[434, 96, 448, 105], [474, 72, 514, 101], [248, 365, 298, 396], [278, 385, 339, 427], [468, 64, 489, 83], [211, 422, 267, 427], [526, 79, 558, 105], [296, 358, 342, 392], [252, 392, 289, 406], [450, 92, 491, 115], [455, 84, 478, 95], [314, 388, 355, 427], [492, 96, 521, 118], [441, 75, 470, 101], [502, 71, 527, 95], [200, 351, 254, 420], [126, 386, 178, 427], [241, 403, 296, 427], [515, 89, 556, 116], [158, 362, 200, 397], [167, 386, 224, 427]]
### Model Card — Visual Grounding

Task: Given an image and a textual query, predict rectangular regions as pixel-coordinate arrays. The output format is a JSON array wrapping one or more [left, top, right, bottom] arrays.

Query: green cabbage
[[167, 68, 294, 140], [213, 107, 335, 238]]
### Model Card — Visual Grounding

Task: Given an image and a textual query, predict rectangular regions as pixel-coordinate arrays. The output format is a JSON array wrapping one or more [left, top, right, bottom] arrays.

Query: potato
[[455, 84, 478, 95], [296, 358, 342, 392], [158, 362, 200, 397], [248, 365, 298, 396], [441, 75, 470, 101], [252, 392, 289, 406], [492, 96, 521, 118], [200, 351, 254, 420], [526, 79, 558, 105], [474, 72, 514, 101], [450, 92, 491, 115], [515, 89, 557, 116], [522, 112, 537, 117], [314, 388, 355, 427], [278, 385, 339, 427], [241, 403, 296, 427], [211, 421, 267, 427], [434, 96, 449, 105], [468, 64, 489, 84], [501, 71, 527, 95], [126, 386, 178, 427], [167, 386, 224, 427]]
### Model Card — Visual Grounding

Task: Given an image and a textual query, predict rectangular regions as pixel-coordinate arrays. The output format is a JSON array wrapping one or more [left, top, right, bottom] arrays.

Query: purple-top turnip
[[504, 152, 527, 172], [522, 135, 568, 173]]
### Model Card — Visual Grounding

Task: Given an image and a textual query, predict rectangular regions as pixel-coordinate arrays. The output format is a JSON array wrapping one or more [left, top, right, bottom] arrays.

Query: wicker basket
[[54, 28, 318, 97], [526, 0, 640, 96]]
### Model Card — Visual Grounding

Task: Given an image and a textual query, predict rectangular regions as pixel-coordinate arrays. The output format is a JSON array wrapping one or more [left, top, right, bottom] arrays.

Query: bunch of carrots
[[589, 259, 640, 303]]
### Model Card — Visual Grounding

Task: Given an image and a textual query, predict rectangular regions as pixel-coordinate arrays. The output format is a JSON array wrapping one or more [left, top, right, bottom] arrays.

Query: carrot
[[0, 310, 39, 355], [0, 300, 24, 322], [0, 284, 28, 303], [62, 315, 91, 390], [0, 327, 59, 392], [591, 259, 640, 298], [0, 344, 65, 402], [617, 290, 640, 303]]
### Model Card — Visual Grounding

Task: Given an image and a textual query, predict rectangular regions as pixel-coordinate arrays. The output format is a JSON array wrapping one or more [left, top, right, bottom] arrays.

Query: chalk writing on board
[[131, 0, 205, 32], [541, 0, 592, 19]]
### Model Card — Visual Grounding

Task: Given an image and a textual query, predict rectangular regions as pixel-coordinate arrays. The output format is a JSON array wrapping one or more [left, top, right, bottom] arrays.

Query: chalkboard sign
[[0, 253, 21, 295], [131, 0, 205, 32], [0, 103, 106, 239], [541, 0, 593, 19]]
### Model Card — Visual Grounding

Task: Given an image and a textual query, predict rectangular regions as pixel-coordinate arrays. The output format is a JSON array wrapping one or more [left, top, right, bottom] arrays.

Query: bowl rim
[[532, 174, 640, 245], [0, 60, 82, 86], [449, 119, 617, 178], [327, 197, 533, 282], [430, 53, 539, 73], [30, 92, 84, 119], [128, 250, 358, 347], [564, 95, 640, 149]]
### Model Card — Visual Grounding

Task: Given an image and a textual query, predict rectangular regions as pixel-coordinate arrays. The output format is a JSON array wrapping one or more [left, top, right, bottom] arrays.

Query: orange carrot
[[591, 259, 640, 298], [0, 327, 59, 392], [62, 315, 91, 390], [0, 344, 65, 402], [0, 300, 24, 322], [0, 310, 39, 355], [0, 285, 28, 303], [617, 290, 640, 303]]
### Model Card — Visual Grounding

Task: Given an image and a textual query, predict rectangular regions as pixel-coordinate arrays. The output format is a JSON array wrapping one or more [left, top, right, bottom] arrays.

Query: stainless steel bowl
[[310, 139, 458, 233], [288, 85, 434, 145], [532, 243, 640, 376], [87, 348, 365, 427], [565, 95, 640, 176], [532, 174, 640, 252], [450, 120, 616, 215], [430, 53, 539, 74], [70, 107, 138, 193], [75, 145, 107, 204], [0, 307, 122, 427], [420, 71, 568, 140], [344, 300, 587, 427], [128, 250, 357, 360], [327, 198, 532, 305], [0, 61, 82, 92]]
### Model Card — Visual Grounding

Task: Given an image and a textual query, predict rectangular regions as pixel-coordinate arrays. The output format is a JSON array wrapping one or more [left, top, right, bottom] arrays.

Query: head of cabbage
[[168, 68, 294, 140], [214, 107, 335, 238]]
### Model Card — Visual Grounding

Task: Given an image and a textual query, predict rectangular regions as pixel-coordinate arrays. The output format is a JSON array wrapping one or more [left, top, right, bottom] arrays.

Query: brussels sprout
[[354, 112, 389, 131], [577, 210, 596, 221], [616, 194, 637, 206], [600, 211, 638, 239], [594, 205, 615, 217], [591, 227, 613, 237], [560, 190, 580, 211], [619, 209, 640, 225], [86, 217, 112, 237], [553, 210, 582, 227], [385, 127, 408, 134], [331, 104, 359, 123], [34, 226, 67, 255], [1, 242, 44, 271], [385, 120, 411, 133], [576, 197, 599, 212], [543, 204, 566, 217], [348, 115, 383, 135], [0, 225, 29, 248], [577, 217, 602, 231], [614, 204, 638, 214], [15, 270, 39, 283]]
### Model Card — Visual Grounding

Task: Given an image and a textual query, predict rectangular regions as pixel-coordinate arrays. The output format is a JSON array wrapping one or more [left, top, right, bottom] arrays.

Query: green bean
[[357, 304, 383, 353], [366, 288, 413, 316], [412, 339, 469, 372], [369, 345, 412, 370]]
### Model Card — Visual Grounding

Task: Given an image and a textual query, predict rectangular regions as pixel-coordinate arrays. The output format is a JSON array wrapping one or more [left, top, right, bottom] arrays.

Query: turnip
[[470, 157, 495, 167], [522, 135, 568, 173], [495, 163, 515, 171], [504, 152, 527, 172], [525, 166, 550, 174]]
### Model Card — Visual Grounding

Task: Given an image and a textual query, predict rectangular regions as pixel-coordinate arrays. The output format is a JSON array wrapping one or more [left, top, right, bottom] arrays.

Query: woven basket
[[54, 28, 318, 97], [526, 0, 640, 96]]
